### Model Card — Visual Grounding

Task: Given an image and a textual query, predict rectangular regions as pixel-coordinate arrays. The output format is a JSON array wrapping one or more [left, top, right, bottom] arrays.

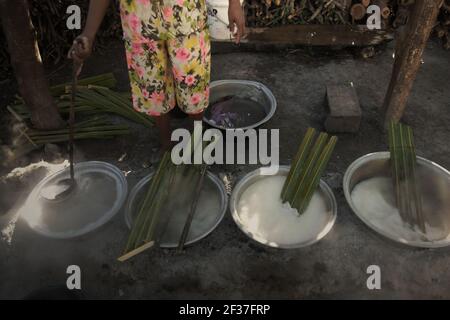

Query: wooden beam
[[244, 25, 394, 46], [383, 1, 443, 125]]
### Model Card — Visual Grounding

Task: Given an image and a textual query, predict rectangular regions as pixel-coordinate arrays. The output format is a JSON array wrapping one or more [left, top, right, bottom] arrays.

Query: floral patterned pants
[[125, 30, 211, 116]]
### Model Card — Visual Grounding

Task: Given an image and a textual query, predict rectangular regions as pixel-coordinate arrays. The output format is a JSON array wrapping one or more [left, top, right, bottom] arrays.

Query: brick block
[[324, 85, 362, 133]]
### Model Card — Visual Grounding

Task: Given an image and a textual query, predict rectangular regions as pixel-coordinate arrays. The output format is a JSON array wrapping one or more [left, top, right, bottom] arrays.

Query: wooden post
[[0, 0, 64, 130], [383, 0, 443, 126]]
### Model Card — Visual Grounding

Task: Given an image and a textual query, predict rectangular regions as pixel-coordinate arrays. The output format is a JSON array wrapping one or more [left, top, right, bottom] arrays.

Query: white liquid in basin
[[237, 176, 331, 247], [351, 177, 450, 242]]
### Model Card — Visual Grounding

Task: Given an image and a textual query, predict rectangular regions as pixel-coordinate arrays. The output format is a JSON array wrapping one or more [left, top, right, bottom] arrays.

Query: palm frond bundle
[[281, 127, 337, 214], [388, 121, 424, 232]]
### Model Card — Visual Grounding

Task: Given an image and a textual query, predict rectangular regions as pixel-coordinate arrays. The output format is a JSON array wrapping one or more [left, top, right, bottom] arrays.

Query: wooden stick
[[7, 105, 25, 122], [17, 127, 38, 148]]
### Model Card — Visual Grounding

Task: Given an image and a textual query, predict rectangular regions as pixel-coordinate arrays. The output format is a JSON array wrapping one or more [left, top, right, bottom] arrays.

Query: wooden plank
[[383, 1, 443, 125], [243, 25, 394, 46]]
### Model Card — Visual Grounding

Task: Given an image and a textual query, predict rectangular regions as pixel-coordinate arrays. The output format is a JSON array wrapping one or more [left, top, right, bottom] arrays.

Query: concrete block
[[324, 85, 362, 133]]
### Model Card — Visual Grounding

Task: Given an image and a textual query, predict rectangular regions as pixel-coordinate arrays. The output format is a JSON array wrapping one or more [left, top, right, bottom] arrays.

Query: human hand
[[228, 0, 246, 44], [67, 35, 93, 64]]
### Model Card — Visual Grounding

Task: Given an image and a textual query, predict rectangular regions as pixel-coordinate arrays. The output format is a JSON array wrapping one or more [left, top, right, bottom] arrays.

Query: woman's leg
[[167, 30, 211, 127], [153, 113, 172, 151], [124, 38, 176, 152], [189, 111, 204, 121]]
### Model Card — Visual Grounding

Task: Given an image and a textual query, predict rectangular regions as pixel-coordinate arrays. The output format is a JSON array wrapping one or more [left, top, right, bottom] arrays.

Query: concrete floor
[[1, 39, 450, 299]]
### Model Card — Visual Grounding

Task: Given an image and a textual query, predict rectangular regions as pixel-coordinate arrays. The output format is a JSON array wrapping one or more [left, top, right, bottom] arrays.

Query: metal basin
[[229, 166, 337, 249], [125, 170, 227, 248], [203, 80, 277, 130], [343, 152, 450, 248], [21, 161, 128, 239]]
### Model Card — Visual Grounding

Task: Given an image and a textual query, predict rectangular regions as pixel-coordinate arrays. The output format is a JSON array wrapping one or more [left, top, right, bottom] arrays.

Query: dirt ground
[[1, 39, 450, 299]]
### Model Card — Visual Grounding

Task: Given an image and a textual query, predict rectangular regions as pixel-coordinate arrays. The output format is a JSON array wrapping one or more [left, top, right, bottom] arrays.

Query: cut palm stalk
[[50, 73, 117, 96], [144, 164, 176, 243], [120, 138, 218, 260], [388, 121, 406, 222], [76, 88, 154, 127], [396, 123, 409, 223], [191, 122, 204, 164], [290, 132, 329, 208], [30, 130, 129, 144], [57, 101, 87, 108], [394, 122, 410, 225], [125, 154, 169, 250], [181, 122, 203, 164], [133, 183, 165, 247], [64, 85, 92, 93], [118, 242, 155, 262], [75, 116, 111, 127], [388, 121, 424, 232], [404, 125, 425, 232], [296, 136, 338, 214], [281, 128, 316, 202], [28, 127, 129, 140], [133, 162, 172, 247], [28, 124, 129, 137], [81, 88, 128, 108], [122, 152, 171, 254], [28, 125, 129, 136], [281, 128, 337, 215], [58, 106, 98, 114], [79, 91, 143, 123], [7, 105, 24, 122], [401, 124, 424, 232], [71, 89, 135, 121], [177, 164, 208, 253], [399, 123, 412, 225], [153, 165, 179, 244], [120, 164, 174, 262], [176, 137, 219, 251], [17, 127, 38, 148]]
